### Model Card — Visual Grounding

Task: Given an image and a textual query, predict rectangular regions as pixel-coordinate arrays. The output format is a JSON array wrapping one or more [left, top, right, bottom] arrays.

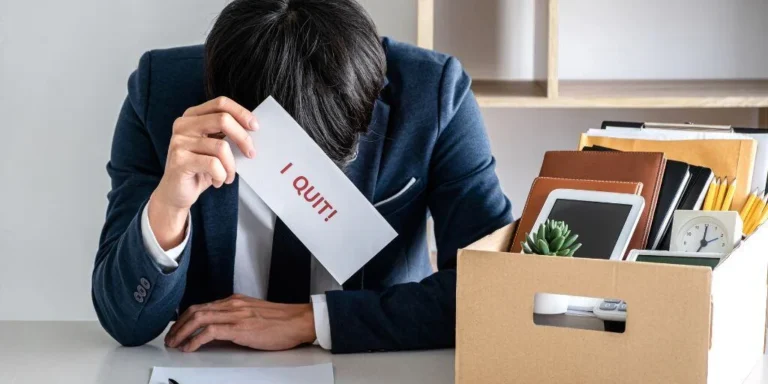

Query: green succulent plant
[[521, 219, 582, 257]]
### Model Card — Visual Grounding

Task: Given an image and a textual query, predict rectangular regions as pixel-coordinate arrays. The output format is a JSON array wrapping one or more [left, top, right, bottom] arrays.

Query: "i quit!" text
[[280, 162, 338, 222]]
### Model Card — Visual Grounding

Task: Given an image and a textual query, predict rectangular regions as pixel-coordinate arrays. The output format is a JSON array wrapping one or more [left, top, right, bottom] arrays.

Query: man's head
[[205, 0, 386, 166]]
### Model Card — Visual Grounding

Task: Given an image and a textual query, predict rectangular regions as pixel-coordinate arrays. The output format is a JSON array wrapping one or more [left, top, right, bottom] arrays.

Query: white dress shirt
[[140, 182, 339, 350]]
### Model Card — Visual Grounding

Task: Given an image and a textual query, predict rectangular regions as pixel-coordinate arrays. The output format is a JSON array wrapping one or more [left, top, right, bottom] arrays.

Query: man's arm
[[325, 57, 513, 353], [93, 51, 258, 347], [92, 52, 191, 346]]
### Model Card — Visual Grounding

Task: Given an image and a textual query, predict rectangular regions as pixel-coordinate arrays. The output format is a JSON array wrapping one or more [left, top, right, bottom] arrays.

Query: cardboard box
[[456, 221, 768, 384]]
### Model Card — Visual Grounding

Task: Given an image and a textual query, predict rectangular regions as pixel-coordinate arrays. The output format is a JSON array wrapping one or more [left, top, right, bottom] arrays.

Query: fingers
[[183, 97, 257, 130], [184, 95, 258, 131], [167, 304, 202, 339], [176, 136, 236, 184], [166, 295, 248, 345], [166, 310, 245, 348], [174, 113, 255, 159], [180, 153, 228, 188], [168, 301, 219, 339], [181, 324, 235, 353]]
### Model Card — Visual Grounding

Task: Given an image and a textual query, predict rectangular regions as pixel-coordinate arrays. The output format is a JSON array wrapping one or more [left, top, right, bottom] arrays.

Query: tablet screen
[[546, 199, 633, 259], [635, 255, 720, 269]]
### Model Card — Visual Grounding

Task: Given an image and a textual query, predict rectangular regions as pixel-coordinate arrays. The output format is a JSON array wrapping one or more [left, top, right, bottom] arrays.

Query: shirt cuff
[[311, 294, 332, 350], [140, 201, 191, 272]]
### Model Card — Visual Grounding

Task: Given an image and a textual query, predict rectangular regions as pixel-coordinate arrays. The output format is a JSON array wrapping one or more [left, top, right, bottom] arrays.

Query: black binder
[[678, 165, 715, 211]]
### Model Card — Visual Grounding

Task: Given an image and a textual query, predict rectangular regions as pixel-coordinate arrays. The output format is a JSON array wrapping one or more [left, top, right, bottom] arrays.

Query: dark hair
[[205, 0, 386, 166]]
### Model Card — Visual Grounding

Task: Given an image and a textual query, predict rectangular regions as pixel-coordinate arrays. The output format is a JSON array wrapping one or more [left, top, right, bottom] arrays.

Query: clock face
[[675, 219, 732, 253]]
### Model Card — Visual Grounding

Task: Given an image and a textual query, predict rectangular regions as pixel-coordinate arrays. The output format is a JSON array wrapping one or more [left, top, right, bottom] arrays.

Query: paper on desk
[[148, 363, 334, 384], [230, 96, 397, 284]]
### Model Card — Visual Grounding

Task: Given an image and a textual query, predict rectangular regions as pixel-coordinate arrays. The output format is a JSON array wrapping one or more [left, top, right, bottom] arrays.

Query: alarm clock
[[670, 210, 742, 253]]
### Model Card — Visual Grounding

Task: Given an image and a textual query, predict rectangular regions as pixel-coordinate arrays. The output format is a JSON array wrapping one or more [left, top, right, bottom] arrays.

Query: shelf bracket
[[547, 0, 559, 98], [417, 0, 434, 50]]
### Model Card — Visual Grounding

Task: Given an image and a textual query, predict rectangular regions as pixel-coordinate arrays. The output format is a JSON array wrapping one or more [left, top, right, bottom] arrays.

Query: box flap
[[456, 251, 711, 384], [464, 222, 516, 252], [708, 224, 768, 384]]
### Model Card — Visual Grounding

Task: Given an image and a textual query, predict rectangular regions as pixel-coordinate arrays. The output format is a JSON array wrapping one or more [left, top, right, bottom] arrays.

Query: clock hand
[[696, 224, 717, 252], [697, 224, 710, 252]]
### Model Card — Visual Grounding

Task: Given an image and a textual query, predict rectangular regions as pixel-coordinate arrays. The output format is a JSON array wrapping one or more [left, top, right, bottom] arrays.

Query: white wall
[[437, 0, 768, 80], [558, 0, 768, 80], [0, 0, 763, 320]]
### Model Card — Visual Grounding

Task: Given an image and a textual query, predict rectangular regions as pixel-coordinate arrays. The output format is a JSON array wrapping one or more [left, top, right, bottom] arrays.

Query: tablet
[[626, 249, 724, 269], [532, 189, 646, 261]]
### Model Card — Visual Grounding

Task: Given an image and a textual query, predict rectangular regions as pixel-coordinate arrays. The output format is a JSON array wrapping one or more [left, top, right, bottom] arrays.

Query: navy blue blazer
[[92, 38, 512, 354]]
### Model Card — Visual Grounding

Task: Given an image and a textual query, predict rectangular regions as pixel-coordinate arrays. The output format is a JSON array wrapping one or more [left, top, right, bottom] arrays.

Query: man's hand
[[149, 96, 258, 250], [164, 294, 317, 352]]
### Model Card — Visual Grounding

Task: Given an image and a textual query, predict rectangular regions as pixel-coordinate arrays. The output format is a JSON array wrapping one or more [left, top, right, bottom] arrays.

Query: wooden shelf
[[472, 80, 546, 106], [473, 79, 768, 108], [420, 0, 768, 116]]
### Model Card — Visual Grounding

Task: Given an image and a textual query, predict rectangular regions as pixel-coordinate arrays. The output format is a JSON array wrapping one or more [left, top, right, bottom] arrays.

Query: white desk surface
[[0, 321, 453, 384], [2, 321, 768, 383]]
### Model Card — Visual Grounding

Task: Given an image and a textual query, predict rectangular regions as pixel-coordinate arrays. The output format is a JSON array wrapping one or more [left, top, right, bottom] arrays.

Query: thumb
[[197, 173, 215, 192]]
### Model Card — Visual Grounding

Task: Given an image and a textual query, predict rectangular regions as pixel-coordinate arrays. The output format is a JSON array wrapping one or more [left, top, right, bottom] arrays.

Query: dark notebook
[[656, 165, 715, 250], [677, 165, 715, 211], [583, 145, 691, 250]]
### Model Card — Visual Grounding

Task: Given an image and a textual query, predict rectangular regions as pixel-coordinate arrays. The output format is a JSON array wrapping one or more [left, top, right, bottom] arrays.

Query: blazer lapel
[[199, 176, 239, 300], [344, 97, 390, 199], [339, 95, 391, 290]]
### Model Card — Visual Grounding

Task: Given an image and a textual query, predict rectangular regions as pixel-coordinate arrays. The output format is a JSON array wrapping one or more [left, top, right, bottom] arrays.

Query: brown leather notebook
[[510, 177, 644, 253], [538, 151, 666, 254]]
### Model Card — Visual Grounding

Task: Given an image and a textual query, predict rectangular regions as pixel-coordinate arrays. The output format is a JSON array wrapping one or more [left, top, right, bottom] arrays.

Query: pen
[[169, 379, 179, 384]]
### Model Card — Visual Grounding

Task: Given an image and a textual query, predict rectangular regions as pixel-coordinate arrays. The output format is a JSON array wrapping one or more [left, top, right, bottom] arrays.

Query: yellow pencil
[[746, 205, 764, 235], [745, 207, 759, 235], [739, 188, 760, 221], [702, 177, 720, 211], [747, 193, 767, 223], [745, 194, 768, 235], [745, 190, 765, 221], [721, 178, 737, 211], [714, 177, 729, 211], [744, 193, 768, 234], [751, 203, 768, 235]]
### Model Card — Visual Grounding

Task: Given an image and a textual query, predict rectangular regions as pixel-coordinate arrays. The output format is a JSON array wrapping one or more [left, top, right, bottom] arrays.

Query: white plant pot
[[533, 293, 569, 315]]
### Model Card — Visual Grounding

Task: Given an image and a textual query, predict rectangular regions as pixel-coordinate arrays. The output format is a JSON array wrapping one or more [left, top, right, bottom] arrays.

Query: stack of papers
[[149, 363, 334, 384], [598, 126, 768, 192]]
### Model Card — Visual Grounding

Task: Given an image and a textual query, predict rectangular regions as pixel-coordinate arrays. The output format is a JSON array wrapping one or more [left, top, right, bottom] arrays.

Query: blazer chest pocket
[[374, 178, 424, 216]]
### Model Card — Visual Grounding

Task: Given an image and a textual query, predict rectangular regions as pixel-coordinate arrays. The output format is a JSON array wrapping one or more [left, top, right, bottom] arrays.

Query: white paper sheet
[[596, 127, 768, 191], [230, 96, 398, 284], [148, 363, 334, 384], [597, 127, 754, 141]]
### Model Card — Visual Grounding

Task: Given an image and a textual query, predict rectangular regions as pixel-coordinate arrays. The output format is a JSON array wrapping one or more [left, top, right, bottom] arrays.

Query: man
[[92, 0, 511, 354]]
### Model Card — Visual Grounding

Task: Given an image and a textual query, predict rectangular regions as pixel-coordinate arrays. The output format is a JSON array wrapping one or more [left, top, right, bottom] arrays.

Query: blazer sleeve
[[92, 51, 191, 346], [325, 57, 513, 353]]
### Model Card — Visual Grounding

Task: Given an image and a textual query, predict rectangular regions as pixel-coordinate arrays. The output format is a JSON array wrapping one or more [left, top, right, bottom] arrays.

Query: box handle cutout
[[532, 292, 626, 334]]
